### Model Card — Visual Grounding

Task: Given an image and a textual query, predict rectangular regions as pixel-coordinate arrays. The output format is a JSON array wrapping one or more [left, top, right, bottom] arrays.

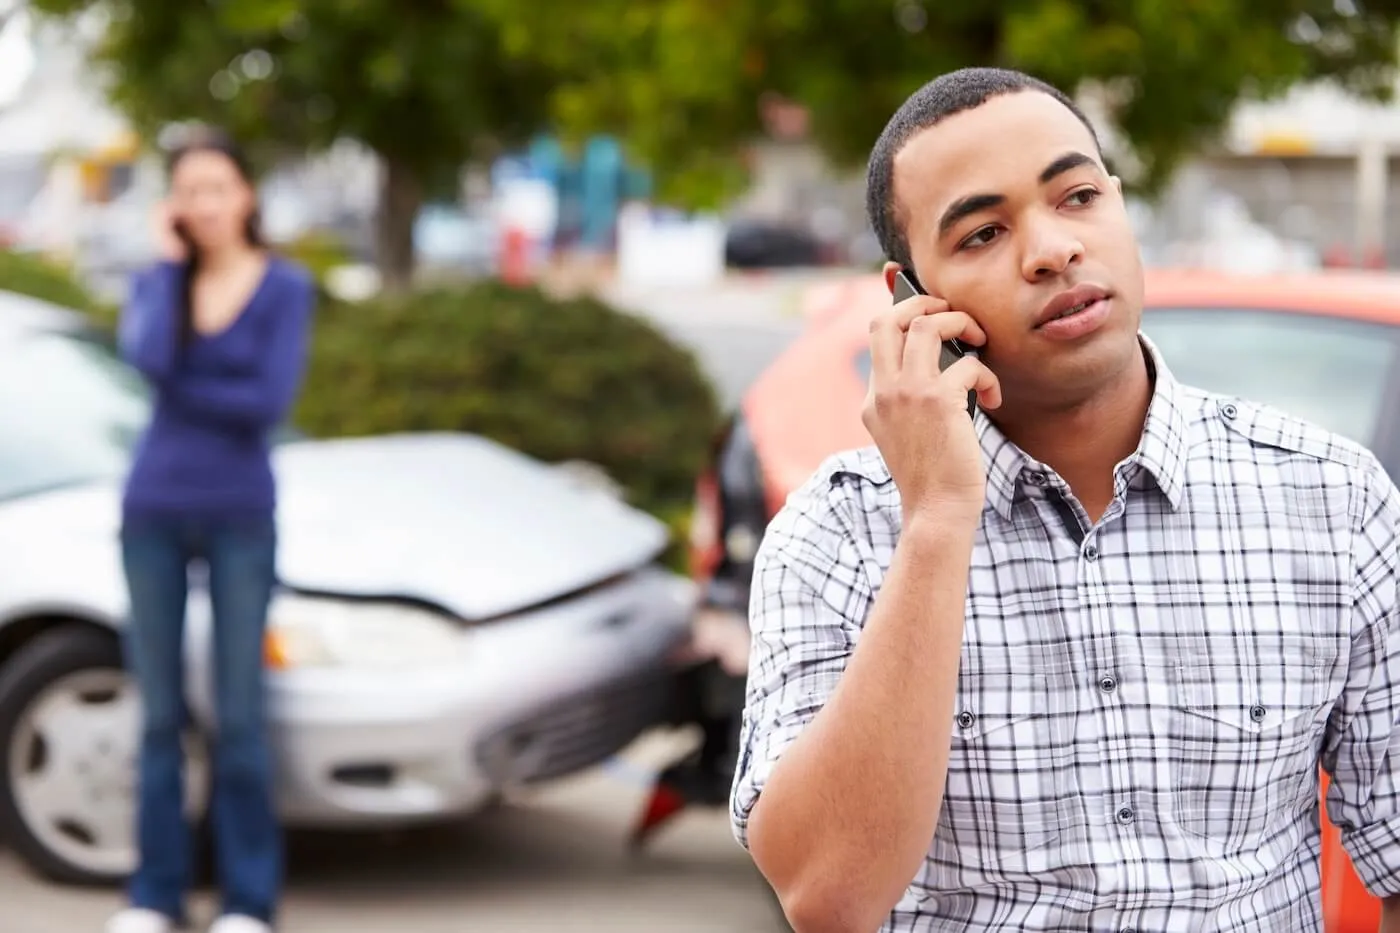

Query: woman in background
[[106, 128, 314, 933]]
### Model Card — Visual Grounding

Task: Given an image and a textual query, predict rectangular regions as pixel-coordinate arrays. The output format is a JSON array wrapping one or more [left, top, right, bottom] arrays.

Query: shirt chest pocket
[[932, 667, 1067, 873], [1170, 644, 1330, 852]]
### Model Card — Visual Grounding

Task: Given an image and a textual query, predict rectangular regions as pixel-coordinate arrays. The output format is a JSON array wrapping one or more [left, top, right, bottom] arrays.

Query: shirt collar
[[975, 334, 1189, 521]]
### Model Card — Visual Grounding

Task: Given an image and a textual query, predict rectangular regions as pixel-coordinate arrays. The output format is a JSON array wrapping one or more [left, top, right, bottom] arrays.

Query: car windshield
[[0, 325, 303, 502], [1141, 307, 1399, 447], [0, 327, 153, 501]]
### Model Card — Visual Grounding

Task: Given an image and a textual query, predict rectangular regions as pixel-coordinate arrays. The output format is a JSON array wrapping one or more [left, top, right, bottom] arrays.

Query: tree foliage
[[30, 0, 557, 288], [29, 0, 1400, 257], [477, 0, 1400, 200]]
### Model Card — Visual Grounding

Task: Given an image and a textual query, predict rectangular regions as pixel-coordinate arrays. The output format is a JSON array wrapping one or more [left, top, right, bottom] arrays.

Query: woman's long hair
[[165, 128, 265, 349]]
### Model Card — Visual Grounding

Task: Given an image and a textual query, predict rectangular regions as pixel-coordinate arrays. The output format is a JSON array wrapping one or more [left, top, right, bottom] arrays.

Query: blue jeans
[[120, 513, 282, 926]]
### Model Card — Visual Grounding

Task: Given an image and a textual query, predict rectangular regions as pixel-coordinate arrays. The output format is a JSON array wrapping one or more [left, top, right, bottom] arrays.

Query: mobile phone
[[891, 269, 977, 418]]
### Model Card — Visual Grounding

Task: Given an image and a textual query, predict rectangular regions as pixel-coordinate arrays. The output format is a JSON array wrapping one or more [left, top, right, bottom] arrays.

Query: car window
[[1142, 307, 1399, 447], [0, 326, 307, 502], [0, 329, 152, 500]]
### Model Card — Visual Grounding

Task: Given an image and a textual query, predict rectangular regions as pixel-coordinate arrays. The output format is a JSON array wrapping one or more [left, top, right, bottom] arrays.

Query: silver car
[[0, 291, 698, 885]]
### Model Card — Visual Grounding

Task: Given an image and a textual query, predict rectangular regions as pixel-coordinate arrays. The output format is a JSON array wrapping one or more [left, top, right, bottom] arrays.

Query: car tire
[[0, 624, 211, 887]]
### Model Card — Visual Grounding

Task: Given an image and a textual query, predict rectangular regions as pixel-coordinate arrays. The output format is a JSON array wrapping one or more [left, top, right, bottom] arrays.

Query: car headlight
[[264, 593, 467, 671]]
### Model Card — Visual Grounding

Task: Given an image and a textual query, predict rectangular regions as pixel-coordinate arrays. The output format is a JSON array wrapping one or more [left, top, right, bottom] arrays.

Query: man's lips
[[1035, 283, 1112, 328]]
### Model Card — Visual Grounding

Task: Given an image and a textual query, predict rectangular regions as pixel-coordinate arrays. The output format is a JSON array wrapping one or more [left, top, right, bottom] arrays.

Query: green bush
[[0, 248, 105, 316], [296, 281, 723, 519], [278, 230, 352, 298], [13, 251, 719, 565]]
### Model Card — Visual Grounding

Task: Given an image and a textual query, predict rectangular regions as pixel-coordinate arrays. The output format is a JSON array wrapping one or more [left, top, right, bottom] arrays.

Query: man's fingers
[[901, 311, 987, 375], [890, 294, 950, 331], [871, 297, 947, 383], [942, 355, 1003, 410], [872, 297, 988, 387], [868, 311, 909, 387], [921, 309, 986, 346]]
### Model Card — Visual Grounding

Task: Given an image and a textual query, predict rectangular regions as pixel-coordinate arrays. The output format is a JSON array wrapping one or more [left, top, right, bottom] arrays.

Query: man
[[730, 66, 1400, 932]]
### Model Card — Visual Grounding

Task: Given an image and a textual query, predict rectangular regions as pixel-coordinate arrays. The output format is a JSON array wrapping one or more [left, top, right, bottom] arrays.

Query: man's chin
[[1000, 338, 1144, 416]]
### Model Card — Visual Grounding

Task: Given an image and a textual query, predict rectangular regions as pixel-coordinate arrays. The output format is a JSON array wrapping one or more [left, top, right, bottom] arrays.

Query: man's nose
[[1020, 219, 1084, 281]]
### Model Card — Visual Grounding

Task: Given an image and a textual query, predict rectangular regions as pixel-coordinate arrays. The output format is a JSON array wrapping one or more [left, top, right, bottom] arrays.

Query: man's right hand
[[862, 294, 1001, 529]]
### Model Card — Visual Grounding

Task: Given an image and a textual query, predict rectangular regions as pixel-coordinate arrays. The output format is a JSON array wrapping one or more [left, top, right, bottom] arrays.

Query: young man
[[731, 66, 1400, 932]]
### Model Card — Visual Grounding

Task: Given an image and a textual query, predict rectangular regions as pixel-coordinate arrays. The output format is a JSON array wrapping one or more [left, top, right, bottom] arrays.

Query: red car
[[685, 267, 1400, 931]]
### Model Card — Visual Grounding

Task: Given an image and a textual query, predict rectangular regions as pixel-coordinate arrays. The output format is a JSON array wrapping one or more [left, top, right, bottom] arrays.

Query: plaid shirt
[[732, 337, 1400, 930]]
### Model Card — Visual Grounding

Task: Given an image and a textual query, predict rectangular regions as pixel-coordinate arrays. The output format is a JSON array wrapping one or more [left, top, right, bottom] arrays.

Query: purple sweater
[[117, 257, 314, 520]]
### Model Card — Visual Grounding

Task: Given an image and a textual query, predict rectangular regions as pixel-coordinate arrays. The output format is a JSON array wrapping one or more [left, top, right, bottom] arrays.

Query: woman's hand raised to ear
[[150, 201, 188, 262]]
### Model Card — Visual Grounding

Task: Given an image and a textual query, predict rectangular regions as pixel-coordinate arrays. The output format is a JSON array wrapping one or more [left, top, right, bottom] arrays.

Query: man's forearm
[[748, 512, 976, 932], [1381, 895, 1400, 932]]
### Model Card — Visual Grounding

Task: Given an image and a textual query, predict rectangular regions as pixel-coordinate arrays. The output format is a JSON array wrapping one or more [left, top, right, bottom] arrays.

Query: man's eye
[[1065, 188, 1100, 207], [959, 226, 999, 250]]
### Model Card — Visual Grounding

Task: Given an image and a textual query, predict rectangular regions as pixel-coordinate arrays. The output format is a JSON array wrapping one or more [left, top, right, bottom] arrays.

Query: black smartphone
[[891, 269, 977, 418]]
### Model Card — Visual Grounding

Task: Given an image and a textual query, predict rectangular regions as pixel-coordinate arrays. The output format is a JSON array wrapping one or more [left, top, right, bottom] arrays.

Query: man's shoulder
[[786, 445, 902, 514], [1180, 382, 1383, 476], [819, 444, 895, 487], [764, 445, 901, 553]]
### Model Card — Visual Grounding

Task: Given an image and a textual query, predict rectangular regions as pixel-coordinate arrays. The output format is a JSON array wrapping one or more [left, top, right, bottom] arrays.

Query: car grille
[[474, 675, 675, 785]]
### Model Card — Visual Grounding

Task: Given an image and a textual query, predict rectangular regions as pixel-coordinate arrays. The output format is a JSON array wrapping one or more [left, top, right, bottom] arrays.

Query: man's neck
[[992, 351, 1154, 523]]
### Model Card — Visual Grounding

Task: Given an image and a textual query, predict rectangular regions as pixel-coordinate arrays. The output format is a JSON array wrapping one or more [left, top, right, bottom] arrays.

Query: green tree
[[32, 0, 1400, 280], [478, 0, 1400, 202], [31, 0, 558, 291]]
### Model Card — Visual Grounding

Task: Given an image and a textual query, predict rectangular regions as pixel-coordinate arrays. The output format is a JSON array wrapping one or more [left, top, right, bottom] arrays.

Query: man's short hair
[[865, 67, 1103, 272]]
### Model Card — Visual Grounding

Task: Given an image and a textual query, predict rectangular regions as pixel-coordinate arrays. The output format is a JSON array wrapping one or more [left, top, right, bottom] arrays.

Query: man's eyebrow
[[935, 151, 1100, 238], [937, 193, 1003, 237], [1039, 150, 1098, 185]]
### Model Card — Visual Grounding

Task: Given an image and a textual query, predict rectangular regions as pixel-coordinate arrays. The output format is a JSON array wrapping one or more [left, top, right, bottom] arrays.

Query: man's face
[[888, 90, 1145, 414]]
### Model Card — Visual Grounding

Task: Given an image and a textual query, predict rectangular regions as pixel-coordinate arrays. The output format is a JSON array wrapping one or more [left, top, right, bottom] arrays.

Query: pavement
[[3, 730, 790, 933]]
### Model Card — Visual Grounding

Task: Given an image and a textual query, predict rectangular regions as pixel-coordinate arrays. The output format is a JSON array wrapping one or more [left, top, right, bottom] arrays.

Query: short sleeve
[[729, 468, 875, 850], [1323, 454, 1400, 897]]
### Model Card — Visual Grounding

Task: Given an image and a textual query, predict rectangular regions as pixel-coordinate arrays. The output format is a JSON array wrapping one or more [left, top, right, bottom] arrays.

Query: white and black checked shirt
[[732, 337, 1400, 930]]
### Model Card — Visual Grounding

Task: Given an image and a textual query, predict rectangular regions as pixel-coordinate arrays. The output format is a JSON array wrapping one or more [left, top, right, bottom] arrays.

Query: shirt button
[[1250, 704, 1267, 722], [1084, 544, 1100, 561], [1025, 471, 1047, 486], [1116, 806, 1135, 825], [1098, 674, 1118, 693], [957, 711, 976, 729], [1220, 402, 1238, 419]]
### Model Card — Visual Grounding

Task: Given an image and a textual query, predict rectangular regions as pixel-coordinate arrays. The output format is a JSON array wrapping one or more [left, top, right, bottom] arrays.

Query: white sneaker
[[104, 908, 175, 933], [208, 916, 273, 933]]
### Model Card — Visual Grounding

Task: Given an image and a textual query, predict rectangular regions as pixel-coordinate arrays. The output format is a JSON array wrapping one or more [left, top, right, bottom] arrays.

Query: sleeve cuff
[[729, 716, 807, 851], [1345, 814, 1400, 897]]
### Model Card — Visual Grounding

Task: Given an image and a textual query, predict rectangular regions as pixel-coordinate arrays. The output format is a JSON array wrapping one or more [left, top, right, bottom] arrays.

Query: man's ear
[[882, 261, 901, 295], [1110, 175, 1123, 195]]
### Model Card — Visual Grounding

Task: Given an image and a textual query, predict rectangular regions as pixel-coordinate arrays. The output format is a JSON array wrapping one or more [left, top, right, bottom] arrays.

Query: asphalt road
[[2, 731, 789, 933]]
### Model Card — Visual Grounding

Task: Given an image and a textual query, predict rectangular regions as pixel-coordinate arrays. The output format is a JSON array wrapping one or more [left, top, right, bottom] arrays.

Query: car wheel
[[0, 625, 210, 886]]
